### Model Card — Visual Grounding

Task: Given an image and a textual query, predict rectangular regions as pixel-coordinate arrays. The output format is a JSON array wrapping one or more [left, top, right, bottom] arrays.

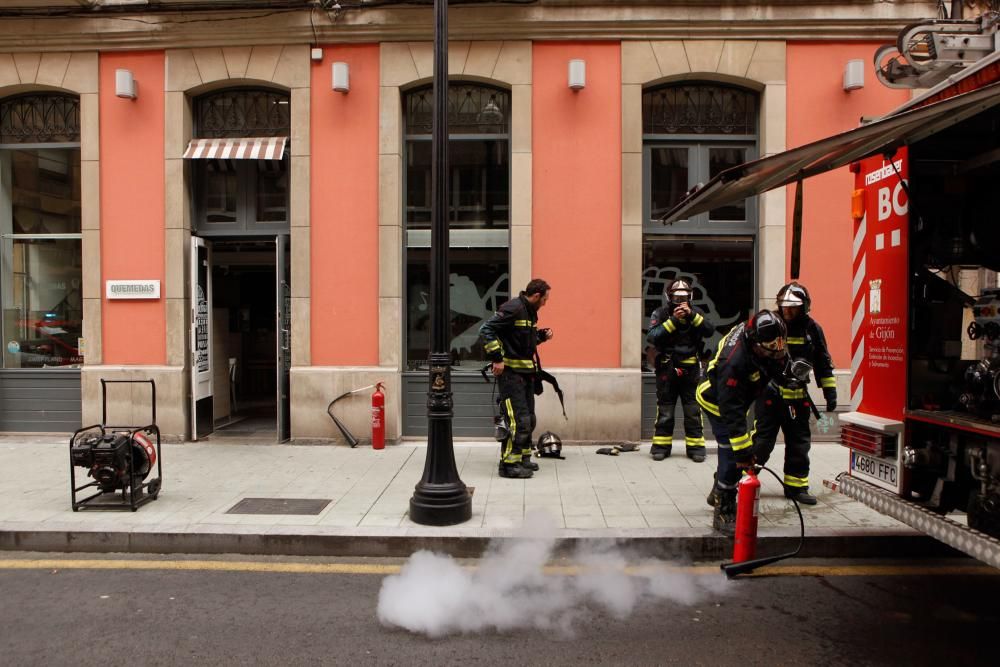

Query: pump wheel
[[968, 321, 982, 340], [968, 492, 1000, 540]]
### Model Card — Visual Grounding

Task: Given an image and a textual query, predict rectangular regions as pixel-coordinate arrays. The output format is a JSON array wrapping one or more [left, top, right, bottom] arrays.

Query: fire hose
[[720, 465, 806, 578], [326, 384, 378, 448]]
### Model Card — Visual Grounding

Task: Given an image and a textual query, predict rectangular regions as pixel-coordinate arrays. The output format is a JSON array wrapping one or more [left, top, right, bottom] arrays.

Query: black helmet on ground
[[536, 431, 565, 459], [745, 309, 788, 360]]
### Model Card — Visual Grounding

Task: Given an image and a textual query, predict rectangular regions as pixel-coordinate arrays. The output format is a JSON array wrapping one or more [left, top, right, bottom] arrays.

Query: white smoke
[[377, 515, 728, 637]]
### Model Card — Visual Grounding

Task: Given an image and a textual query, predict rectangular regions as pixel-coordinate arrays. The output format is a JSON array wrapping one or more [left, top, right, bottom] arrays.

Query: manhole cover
[[226, 498, 332, 515]]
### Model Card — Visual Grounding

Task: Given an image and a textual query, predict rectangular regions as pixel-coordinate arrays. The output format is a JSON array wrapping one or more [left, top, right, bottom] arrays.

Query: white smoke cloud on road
[[377, 515, 728, 637]]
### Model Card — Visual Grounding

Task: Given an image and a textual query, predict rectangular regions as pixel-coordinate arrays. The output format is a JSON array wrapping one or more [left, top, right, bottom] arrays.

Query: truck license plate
[[851, 451, 898, 490]]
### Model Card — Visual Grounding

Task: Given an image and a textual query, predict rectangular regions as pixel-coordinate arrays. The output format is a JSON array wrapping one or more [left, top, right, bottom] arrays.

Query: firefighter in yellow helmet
[[646, 279, 714, 462]]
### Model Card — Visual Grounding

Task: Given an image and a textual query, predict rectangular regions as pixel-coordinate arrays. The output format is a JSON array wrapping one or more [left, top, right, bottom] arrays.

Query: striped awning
[[182, 136, 287, 161]]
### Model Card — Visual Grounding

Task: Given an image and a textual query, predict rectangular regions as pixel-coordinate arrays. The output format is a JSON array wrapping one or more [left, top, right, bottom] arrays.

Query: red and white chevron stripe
[[851, 211, 867, 409]]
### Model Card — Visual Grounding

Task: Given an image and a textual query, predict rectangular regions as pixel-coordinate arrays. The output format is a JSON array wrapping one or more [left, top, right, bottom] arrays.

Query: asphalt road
[[0, 554, 995, 666]]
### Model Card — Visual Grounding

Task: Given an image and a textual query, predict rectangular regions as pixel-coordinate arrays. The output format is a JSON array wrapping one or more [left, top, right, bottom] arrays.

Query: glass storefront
[[403, 84, 511, 370], [1, 147, 83, 369]]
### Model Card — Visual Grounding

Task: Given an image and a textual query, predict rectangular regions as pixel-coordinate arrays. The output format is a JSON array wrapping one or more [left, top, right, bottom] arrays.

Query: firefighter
[[646, 279, 714, 462], [750, 282, 837, 505], [697, 310, 788, 535], [479, 278, 554, 479]]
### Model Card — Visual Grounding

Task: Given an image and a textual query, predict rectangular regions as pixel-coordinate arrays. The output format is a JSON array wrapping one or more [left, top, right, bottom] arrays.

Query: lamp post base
[[409, 482, 472, 526]]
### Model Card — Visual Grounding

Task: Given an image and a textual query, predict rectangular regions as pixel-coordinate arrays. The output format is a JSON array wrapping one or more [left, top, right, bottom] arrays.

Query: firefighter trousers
[[497, 370, 537, 465], [752, 395, 812, 490], [653, 363, 705, 455]]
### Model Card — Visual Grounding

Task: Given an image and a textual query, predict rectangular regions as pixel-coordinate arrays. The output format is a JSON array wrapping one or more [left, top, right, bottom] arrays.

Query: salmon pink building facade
[[0, 1, 925, 442]]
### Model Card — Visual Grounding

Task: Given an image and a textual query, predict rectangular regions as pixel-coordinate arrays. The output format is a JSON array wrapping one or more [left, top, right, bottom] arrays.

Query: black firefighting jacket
[[696, 323, 782, 456], [774, 315, 836, 401], [479, 293, 548, 374], [646, 304, 714, 368]]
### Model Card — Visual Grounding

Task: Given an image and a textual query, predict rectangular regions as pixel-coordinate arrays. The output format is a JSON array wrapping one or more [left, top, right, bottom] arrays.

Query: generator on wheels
[[70, 379, 162, 512]]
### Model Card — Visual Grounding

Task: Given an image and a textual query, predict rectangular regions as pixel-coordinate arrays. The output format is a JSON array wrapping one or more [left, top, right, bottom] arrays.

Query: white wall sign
[[106, 280, 161, 300]]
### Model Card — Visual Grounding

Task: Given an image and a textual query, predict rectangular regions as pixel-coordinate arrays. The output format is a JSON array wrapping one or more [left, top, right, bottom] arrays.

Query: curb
[[0, 527, 961, 561]]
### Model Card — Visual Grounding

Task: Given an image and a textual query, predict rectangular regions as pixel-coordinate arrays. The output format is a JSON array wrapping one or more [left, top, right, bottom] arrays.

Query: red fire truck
[[662, 12, 1000, 566]]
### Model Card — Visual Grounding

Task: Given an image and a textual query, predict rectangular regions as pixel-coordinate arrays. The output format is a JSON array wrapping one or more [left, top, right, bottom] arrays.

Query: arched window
[[0, 93, 83, 369], [640, 82, 760, 431], [402, 83, 511, 371], [191, 88, 290, 233]]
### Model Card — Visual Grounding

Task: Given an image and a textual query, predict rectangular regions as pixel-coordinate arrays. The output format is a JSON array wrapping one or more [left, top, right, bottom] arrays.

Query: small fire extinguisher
[[371, 382, 385, 450], [732, 469, 761, 563], [721, 465, 806, 578]]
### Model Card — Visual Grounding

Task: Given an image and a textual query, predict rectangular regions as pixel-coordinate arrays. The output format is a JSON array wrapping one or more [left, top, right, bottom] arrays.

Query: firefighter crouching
[[697, 311, 788, 535], [751, 282, 837, 505], [479, 279, 554, 479], [646, 279, 714, 462]]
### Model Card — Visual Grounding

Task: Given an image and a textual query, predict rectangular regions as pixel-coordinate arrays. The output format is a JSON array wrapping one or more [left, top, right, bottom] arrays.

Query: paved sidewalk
[[0, 436, 938, 559]]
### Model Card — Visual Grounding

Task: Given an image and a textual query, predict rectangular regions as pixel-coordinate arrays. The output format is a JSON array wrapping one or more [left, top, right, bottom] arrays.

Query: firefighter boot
[[651, 444, 672, 461], [712, 490, 737, 536], [521, 455, 539, 472], [498, 461, 533, 479], [706, 473, 720, 507], [784, 486, 817, 505], [687, 447, 707, 463]]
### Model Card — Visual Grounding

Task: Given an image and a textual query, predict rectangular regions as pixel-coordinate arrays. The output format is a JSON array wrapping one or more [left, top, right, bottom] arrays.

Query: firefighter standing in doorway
[[750, 282, 837, 505], [698, 310, 788, 535], [646, 280, 714, 462], [479, 279, 554, 479]]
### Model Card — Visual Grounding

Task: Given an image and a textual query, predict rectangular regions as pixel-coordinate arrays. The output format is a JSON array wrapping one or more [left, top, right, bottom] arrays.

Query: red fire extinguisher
[[721, 465, 806, 578], [371, 382, 385, 450], [732, 469, 761, 563]]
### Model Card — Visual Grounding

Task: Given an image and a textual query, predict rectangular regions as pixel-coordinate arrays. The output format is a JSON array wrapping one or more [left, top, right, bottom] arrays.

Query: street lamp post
[[409, 0, 472, 526]]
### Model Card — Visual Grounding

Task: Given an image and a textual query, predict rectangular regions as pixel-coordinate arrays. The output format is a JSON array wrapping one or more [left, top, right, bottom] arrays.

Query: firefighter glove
[[823, 386, 837, 413]]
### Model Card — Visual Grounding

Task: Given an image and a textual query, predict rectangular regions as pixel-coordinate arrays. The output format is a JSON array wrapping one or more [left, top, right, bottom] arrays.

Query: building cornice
[[0, 4, 940, 52]]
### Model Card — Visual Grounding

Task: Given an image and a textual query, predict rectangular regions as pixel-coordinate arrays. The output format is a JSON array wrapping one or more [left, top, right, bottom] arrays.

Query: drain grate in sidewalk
[[226, 498, 332, 515]]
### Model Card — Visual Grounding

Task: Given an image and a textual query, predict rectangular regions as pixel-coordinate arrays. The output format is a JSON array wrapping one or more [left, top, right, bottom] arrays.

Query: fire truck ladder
[[876, 12, 1000, 88], [824, 475, 1000, 569]]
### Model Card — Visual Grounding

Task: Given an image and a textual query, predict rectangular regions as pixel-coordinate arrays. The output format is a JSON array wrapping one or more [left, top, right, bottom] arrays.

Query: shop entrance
[[190, 236, 290, 442]]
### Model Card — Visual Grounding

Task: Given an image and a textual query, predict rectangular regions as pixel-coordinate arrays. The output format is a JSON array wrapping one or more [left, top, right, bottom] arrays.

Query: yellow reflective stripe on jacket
[[786, 337, 807, 345], [664, 320, 677, 333], [484, 340, 502, 353], [677, 356, 698, 365], [513, 319, 534, 327], [730, 432, 751, 450], [779, 387, 807, 400], [784, 473, 808, 488], [692, 313, 704, 327], [749, 371, 760, 382], [819, 376, 837, 388], [695, 380, 719, 416], [503, 357, 536, 370]]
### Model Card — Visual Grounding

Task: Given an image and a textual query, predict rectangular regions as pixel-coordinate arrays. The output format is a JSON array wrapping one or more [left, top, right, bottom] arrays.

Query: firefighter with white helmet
[[646, 279, 715, 462], [749, 281, 837, 505], [697, 310, 788, 535]]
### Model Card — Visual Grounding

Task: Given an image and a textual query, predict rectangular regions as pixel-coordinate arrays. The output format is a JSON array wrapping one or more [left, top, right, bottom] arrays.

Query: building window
[[192, 89, 289, 233], [403, 84, 511, 370], [0, 93, 83, 369], [641, 82, 759, 368]]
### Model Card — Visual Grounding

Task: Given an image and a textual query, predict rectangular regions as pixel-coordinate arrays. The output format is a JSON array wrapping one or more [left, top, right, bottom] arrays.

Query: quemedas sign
[[105, 280, 161, 300]]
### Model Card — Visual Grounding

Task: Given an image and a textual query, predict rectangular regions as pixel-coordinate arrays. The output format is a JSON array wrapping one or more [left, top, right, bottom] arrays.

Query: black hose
[[720, 464, 805, 578], [325, 385, 375, 448]]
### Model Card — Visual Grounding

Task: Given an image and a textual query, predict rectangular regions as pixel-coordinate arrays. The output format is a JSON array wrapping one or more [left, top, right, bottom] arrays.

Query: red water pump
[[721, 466, 805, 578]]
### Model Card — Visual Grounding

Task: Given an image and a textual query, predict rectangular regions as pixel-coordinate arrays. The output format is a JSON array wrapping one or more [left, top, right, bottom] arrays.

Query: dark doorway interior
[[210, 239, 276, 440]]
